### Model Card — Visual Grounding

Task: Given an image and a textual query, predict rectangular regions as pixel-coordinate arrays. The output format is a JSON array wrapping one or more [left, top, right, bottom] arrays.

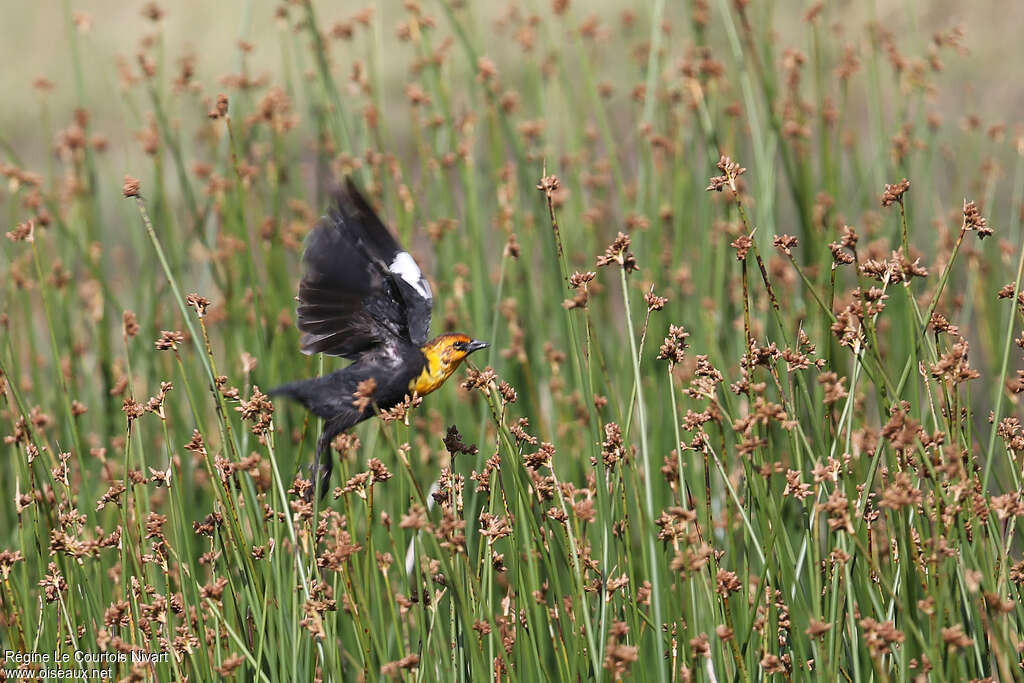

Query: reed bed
[[1, 1, 1023, 680]]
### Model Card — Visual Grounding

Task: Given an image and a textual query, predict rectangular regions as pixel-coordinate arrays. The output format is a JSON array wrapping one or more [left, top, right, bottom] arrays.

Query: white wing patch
[[390, 251, 432, 300]]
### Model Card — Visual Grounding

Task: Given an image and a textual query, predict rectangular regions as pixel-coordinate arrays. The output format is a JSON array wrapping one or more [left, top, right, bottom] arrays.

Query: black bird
[[271, 180, 488, 499]]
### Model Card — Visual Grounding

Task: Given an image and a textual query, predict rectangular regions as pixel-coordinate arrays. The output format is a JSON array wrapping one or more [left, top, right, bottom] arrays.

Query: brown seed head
[[859, 618, 905, 656], [772, 234, 799, 256], [368, 458, 392, 483], [940, 624, 974, 650], [443, 425, 478, 457], [185, 293, 211, 318], [601, 422, 626, 468], [805, 619, 832, 639], [658, 325, 690, 364], [237, 386, 274, 436], [644, 291, 668, 311], [154, 330, 184, 351], [962, 199, 992, 239], [829, 241, 855, 266], [122, 398, 145, 423], [569, 271, 596, 289], [524, 442, 556, 470], [880, 178, 911, 207], [477, 57, 499, 82], [353, 378, 377, 412], [730, 234, 753, 260], [122, 175, 141, 198], [504, 233, 520, 258], [536, 174, 560, 197], [461, 366, 497, 393], [707, 155, 746, 192], [39, 563, 68, 603], [0, 550, 25, 580], [596, 232, 638, 273], [380, 654, 420, 676], [5, 220, 34, 243]]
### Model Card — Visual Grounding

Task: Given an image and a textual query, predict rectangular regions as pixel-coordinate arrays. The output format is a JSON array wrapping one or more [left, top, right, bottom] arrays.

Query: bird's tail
[[269, 378, 353, 501], [268, 374, 335, 421], [268, 376, 322, 414]]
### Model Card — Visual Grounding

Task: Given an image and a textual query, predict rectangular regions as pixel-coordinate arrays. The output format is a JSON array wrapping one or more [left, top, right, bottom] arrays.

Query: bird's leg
[[307, 420, 340, 502]]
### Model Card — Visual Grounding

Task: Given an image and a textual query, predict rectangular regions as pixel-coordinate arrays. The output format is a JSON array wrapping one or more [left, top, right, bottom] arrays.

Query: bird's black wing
[[296, 179, 433, 358]]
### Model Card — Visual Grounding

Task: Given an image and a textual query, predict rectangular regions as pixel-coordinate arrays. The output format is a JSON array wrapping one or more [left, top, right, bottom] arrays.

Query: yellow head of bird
[[412, 334, 489, 396]]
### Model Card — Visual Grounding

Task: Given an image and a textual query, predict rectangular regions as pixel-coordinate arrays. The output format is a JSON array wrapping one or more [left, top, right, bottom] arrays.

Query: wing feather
[[295, 180, 433, 358]]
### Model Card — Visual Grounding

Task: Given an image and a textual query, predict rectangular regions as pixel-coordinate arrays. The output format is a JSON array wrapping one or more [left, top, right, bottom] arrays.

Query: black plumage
[[296, 179, 433, 356], [271, 180, 434, 499]]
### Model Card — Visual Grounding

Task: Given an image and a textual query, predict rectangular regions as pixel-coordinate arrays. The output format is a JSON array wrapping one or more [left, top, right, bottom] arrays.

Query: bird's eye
[[454, 341, 468, 352]]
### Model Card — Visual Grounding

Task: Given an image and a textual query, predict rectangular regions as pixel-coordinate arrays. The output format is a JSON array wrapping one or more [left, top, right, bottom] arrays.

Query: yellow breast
[[409, 350, 456, 396]]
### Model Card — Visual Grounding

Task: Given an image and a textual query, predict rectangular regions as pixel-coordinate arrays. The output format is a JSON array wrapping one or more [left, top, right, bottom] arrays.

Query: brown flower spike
[[122, 175, 141, 198], [706, 155, 746, 192], [962, 199, 992, 239], [352, 378, 378, 412], [880, 178, 910, 207], [154, 330, 185, 351], [536, 174, 560, 197], [185, 293, 211, 317], [596, 233, 638, 273], [5, 221, 33, 242]]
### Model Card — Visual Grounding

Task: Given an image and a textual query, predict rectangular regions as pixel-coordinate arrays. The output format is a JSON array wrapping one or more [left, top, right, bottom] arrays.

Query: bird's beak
[[467, 339, 489, 354]]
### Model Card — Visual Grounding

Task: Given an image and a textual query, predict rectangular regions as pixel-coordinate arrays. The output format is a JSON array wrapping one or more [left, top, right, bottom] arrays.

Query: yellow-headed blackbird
[[271, 180, 488, 498]]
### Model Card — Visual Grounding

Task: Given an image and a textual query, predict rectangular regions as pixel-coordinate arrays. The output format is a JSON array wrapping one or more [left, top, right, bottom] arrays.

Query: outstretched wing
[[296, 179, 433, 358]]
